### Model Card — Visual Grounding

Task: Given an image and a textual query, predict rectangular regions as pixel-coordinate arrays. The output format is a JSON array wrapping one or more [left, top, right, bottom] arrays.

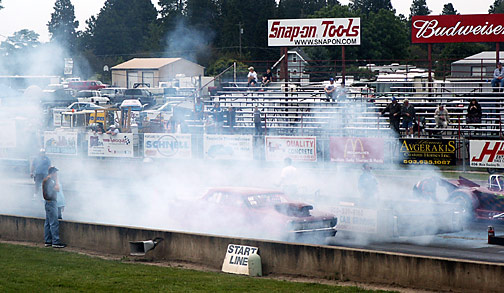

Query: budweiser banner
[[412, 14, 504, 43], [265, 136, 317, 162], [470, 140, 504, 168], [399, 139, 456, 165], [330, 137, 384, 164], [268, 18, 360, 46]]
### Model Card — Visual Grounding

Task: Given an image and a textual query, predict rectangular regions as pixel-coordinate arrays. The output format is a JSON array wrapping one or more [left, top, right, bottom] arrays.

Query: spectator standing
[[324, 78, 336, 102], [491, 62, 504, 92], [380, 97, 401, 134], [401, 99, 416, 138], [43, 166, 66, 248], [261, 68, 273, 87], [57, 183, 66, 220], [227, 107, 236, 133], [212, 102, 224, 134], [336, 83, 349, 102], [31, 149, 51, 199], [358, 163, 378, 202], [279, 157, 298, 197], [467, 99, 482, 123], [253, 106, 262, 135], [194, 97, 204, 120], [106, 124, 120, 136], [247, 67, 258, 87], [434, 104, 450, 128]]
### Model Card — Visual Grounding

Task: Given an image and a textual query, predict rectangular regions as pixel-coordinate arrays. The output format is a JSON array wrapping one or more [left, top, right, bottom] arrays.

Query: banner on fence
[[88, 132, 134, 157], [265, 136, 317, 162], [399, 139, 456, 165], [470, 140, 504, 168], [0, 120, 16, 148], [268, 18, 361, 46], [331, 206, 378, 234], [144, 133, 192, 159], [204, 135, 253, 160], [330, 137, 384, 163], [44, 131, 78, 155]]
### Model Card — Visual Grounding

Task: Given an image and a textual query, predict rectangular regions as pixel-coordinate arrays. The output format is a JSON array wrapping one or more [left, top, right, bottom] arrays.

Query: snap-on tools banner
[[330, 137, 384, 164], [268, 18, 360, 46]]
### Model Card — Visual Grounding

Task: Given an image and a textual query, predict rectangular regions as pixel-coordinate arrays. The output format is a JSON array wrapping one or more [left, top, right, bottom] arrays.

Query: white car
[[142, 101, 178, 121], [76, 90, 110, 105]]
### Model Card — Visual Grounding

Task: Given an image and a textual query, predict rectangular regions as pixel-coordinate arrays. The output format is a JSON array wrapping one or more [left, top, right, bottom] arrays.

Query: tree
[[350, 0, 393, 15], [489, 0, 504, 13], [47, 0, 79, 51], [441, 3, 457, 15], [0, 29, 40, 75], [409, 0, 430, 18], [86, 0, 158, 57]]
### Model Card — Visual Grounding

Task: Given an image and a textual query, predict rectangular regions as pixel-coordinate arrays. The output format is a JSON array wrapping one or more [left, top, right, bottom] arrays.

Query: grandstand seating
[[184, 81, 504, 138]]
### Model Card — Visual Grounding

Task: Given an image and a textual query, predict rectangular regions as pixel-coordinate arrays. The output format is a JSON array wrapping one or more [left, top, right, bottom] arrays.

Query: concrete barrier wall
[[1, 214, 503, 292]]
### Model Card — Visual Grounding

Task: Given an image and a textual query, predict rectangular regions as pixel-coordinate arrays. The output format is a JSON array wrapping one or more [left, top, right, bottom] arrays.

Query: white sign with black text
[[221, 244, 259, 275]]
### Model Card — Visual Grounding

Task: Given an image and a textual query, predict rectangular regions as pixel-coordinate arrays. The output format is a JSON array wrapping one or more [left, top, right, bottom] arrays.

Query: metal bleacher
[[193, 81, 504, 138]]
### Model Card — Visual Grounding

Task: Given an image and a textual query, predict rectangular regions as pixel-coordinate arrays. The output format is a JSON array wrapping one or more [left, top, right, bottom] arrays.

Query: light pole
[[238, 22, 243, 57]]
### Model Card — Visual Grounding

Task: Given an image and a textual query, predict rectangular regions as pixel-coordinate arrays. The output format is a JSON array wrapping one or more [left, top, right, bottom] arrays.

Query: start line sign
[[222, 244, 259, 275]]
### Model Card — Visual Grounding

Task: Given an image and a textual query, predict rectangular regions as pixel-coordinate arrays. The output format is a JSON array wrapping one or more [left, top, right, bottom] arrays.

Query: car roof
[[206, 187, 283, 196]]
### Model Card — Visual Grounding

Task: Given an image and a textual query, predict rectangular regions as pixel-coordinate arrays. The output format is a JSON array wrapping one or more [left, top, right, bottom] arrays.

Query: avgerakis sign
[[412, 14, 504, 44], [268, 18, 360, 46]]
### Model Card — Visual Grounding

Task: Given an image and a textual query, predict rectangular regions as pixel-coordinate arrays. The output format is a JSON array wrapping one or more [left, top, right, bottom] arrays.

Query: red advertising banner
[[411, 14, 504, 43], [330, 137, 384, 164]]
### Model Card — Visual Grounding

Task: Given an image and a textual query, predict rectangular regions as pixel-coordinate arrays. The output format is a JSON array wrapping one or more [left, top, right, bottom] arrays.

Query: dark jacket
[[381, 102, 401, 119], [467, 103, 482, 119], [42, 177, 57, 201], [401, 104, 416, 122]]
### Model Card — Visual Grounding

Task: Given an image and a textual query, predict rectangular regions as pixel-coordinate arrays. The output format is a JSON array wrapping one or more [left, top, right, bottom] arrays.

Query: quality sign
[[144, 133, 191, 159]]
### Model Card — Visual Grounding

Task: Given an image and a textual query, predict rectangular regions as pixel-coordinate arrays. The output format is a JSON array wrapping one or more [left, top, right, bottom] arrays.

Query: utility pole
[[238, 22, 243, 57]]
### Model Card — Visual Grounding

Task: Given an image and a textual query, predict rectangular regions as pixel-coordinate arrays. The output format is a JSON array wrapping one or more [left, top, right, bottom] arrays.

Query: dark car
[[201, 187, 337, 242], [122, 88, 156, 108], [414, 175, 504, 221], [41, 88, 77, 108]]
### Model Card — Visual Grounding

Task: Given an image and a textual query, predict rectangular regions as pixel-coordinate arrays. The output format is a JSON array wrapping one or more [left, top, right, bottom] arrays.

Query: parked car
[[142, 101, 178, 121], [414, 175, 504, 221], [68, 80, 106, 91], [41, 88, 77, 108], [67, 102, 105, 111], [201, 187, 337, 242], [122, 88, 156, 108], [100, 87, 126, 103], [75, 90, 110, 105]]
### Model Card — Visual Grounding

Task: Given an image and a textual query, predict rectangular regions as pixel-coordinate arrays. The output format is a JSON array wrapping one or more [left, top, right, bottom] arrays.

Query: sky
[[0, 0, 496, 43]]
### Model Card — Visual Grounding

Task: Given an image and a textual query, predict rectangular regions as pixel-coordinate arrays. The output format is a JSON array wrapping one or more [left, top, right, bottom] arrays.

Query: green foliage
[[206, 56, 249, 76], [47, 0, 79, 51], [0, 243, 386, 292], [350, 0, 393, 15], [409, 0, 431, 18], [489, 0, 504, 13], [441, 3, 457, 15]]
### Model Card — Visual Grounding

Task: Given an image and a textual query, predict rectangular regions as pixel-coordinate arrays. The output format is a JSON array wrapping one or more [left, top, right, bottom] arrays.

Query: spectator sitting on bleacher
[[194, 97, 204, 120], [491, 62, 504, 92], [380, 97, 401, 134], [336, 83, 348, 102], [467, 99, 482, 123], [434, 104, 449, 128], [261, 68, 272, 87], [401, 99, 416, 138], [324, 78, 336, 102], [247, 67, 258, 87]]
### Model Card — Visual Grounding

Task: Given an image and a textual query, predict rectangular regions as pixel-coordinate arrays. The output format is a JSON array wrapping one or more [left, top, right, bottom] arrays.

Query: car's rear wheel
[[448, 191, 476, 222]]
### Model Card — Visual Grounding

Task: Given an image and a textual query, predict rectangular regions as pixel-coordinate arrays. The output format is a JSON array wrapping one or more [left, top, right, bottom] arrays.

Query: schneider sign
[[412, 14, 504, 43], [268, 18, 360, 47]]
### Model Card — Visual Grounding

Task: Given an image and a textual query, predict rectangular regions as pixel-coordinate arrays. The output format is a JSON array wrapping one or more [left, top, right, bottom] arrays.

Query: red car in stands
[[68, 80, 106, 91], [201, 187, 337, 242]]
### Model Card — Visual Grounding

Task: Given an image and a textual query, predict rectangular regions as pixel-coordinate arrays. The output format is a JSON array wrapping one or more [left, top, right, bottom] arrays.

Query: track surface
[[2, 159, 504, 264]]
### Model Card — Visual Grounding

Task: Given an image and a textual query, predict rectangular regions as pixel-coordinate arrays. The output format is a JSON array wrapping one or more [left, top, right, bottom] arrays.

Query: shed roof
[[111, 58, 204, 70], [452, 51, 504, 65]]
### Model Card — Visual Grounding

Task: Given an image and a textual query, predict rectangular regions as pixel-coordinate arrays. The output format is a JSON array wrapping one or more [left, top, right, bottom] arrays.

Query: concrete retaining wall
[[1, 214, 502, 292]]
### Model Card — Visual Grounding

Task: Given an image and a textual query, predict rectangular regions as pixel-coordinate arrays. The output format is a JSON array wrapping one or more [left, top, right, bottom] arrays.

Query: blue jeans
[[491, 78, 504, 88], [44, 200, 60, 244]]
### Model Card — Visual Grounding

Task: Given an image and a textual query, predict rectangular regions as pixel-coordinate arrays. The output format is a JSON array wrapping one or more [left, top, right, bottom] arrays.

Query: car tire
[[447, 191, 477, 220]]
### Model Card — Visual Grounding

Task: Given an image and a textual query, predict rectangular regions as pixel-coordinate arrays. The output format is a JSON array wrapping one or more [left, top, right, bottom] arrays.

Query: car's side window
[[206, 192, 222, 203]]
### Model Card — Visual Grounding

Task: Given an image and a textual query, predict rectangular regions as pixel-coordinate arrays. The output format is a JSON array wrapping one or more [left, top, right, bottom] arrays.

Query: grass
[[0, 243, 391, 292]]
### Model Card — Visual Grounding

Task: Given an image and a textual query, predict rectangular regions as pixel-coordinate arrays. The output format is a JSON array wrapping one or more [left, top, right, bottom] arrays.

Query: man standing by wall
[[43, 166, 66, 248], [401, 99, 416, 138], [31, 149, 51, 199]]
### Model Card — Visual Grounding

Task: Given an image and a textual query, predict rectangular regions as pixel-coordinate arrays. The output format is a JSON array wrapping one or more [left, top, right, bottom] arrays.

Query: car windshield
[[76, 91, 94, 97], [246, 193, 288, 208], [101, 89, 114, 94], [125, 89, 142, 95]]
